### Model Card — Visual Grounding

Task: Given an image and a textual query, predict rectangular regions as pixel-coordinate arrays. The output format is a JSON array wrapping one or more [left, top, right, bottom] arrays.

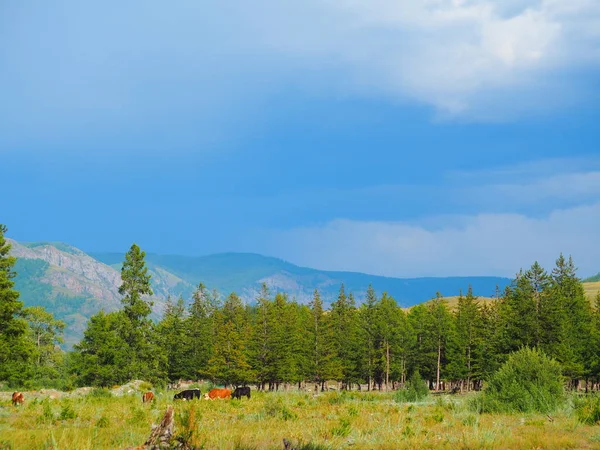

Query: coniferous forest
[[1, 223, 599, 392]]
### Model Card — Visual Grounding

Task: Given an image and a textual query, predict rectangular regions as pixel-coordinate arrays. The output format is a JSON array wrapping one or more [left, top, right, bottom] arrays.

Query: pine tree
[[427, 293, 454, 391], [550, 254, 591, 386], [359, 285, 378, 390], [408, 304, 436, 386], [116, 244, 166, 383], [375, 293, 409, 390], [157, 297, 189, 381], [329, 285, 361, 388], [185, 283, 218, 379], [308, 289, 336, 390], [119, 243, 153, 323], [209, 293, 254, 386], [251, 283, 274, 389], [0, 224, 34, 385], [447, 286, 483, 390], [71, 311, 131, 386]]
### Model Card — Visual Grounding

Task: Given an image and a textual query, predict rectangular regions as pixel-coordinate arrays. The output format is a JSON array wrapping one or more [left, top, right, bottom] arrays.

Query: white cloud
[[257, 202, 600, 278], [2, 0, 599, 143], [291, 0, 600, 117]]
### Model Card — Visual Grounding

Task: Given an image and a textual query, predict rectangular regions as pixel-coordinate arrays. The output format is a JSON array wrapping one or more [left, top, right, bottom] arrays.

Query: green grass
[[1, 389, 599, 449]]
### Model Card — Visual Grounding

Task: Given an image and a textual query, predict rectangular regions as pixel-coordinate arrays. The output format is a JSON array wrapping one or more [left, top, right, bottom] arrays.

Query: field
[[2, 387, 600, 450]]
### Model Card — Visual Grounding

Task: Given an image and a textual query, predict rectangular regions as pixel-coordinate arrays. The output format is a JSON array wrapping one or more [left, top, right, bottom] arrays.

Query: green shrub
[[327, 391, 348, 405], [37, 400, 54, 424], [573, 395, 600, 425], [59, 403, 77, 420], [90, 388, 112, 398], [96, 416, 110, 428], [139, 381, 153, 392], [263, 397, 297, 420], [477, 347, 564, 414], [394, 371, 429, 403], [331, 417, 352, 437]]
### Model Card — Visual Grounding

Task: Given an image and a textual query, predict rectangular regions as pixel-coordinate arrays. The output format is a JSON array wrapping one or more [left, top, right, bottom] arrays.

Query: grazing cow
[[142, 391, 155, 403], [173, 389, 201, 401], [12, 392, 24, 406], [204, 388, 232, 400], [231, 386, 251, 400]]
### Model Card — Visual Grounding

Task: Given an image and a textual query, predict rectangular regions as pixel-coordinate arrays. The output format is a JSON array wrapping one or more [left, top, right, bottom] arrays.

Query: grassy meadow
[[2, 387, 600, 449]]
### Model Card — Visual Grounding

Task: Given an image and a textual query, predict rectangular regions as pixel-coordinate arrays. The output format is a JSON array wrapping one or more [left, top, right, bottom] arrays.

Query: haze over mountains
[[10, 239, 514, 347]]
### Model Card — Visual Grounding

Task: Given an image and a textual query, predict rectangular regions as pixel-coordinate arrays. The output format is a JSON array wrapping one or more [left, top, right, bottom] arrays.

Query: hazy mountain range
[[9, 239, 514, 347]]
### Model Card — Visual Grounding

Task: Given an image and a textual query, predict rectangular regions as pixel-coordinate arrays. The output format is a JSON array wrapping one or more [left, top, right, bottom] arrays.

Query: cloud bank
[[258, 203, 600, 278], [1, 0, 600, 153], [253, 160, 600, 277]]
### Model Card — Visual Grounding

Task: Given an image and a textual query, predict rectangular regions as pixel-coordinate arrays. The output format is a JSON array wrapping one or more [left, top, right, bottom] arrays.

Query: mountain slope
[[9, 240, 194, 347], [11, 239, 513, 347], [91, 251, 511, 306]]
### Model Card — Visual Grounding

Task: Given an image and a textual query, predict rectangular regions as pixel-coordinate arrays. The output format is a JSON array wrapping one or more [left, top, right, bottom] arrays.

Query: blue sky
[[1, 0, 600, 277]]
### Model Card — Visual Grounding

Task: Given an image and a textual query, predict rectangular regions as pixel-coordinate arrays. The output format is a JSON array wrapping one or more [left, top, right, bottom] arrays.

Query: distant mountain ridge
[[9, 239, 512, 348]]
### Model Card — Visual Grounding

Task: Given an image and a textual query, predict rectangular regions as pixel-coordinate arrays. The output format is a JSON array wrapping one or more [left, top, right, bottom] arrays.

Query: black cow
[[231, 386, 251, 400], [173, 388, 201, 401]]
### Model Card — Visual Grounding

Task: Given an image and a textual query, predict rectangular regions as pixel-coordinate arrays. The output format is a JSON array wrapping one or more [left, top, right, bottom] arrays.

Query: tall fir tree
[[185, 283, 218, 379], [0, 225, 33, 385], [427, 293, 454, 391], [308, 289, 336, 390], [209, 293, 254, 386], [329, 285, 361, 387], [550, 254, 591, 384], [117, 244, 166, 383], [157, 297, 190, 381], [71, 311, 131, 386], [446, 286, 483, 390], [359, 285, 378, 390]]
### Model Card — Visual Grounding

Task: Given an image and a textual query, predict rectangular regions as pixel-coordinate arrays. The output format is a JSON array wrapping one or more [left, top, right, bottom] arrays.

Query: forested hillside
[[68, 252, 600, 393], [9, 239, 512, 346]]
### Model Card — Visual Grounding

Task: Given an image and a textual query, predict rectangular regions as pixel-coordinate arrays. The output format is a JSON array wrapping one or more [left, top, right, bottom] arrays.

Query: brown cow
[[12, 392, 24, 406], [204, 388, 231, 400], [142, 392, 155, 403]]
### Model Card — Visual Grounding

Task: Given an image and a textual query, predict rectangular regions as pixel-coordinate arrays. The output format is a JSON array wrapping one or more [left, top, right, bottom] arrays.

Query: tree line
[[1, 223, 599, 391]]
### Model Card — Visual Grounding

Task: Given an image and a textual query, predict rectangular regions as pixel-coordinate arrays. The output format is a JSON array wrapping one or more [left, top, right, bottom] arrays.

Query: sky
[[1, 0, 600, 278]]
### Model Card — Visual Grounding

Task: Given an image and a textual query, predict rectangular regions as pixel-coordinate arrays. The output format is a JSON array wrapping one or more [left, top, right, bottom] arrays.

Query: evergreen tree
[[119, 243, 153, 323], [71, 311, 131, 386], [157, 297, 189, 381], [446, 286, 483, 390], [359, 285, 378, 390], [550, 254, 591, 385], [209, 293, 254, 386], [329, 285, 361, 387], [0, 224, 33, 385], [588, 292, 600, 383], [427, 293, 454, 391], [115, 244, 166, 383], [185, 283, 218, 379], [408, 304, 436, 385], [375, 293, 410, 390], [251, 283, 274, 389], [308, 289, 336, 389]]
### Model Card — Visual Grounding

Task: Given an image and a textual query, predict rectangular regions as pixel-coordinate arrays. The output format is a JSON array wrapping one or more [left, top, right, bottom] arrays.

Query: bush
[[573, 395, 600, 425], [59, 403, 77, 420], [90, 388, 112, 398], [395, 371, 429, 403], [477, 347, 564, 414]]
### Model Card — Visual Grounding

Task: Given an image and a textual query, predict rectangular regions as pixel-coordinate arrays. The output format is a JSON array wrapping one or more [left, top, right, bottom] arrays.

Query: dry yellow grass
[[1, 390, 599, 449], [585, 281, 600, 302], [408, 281, 600, 312]]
